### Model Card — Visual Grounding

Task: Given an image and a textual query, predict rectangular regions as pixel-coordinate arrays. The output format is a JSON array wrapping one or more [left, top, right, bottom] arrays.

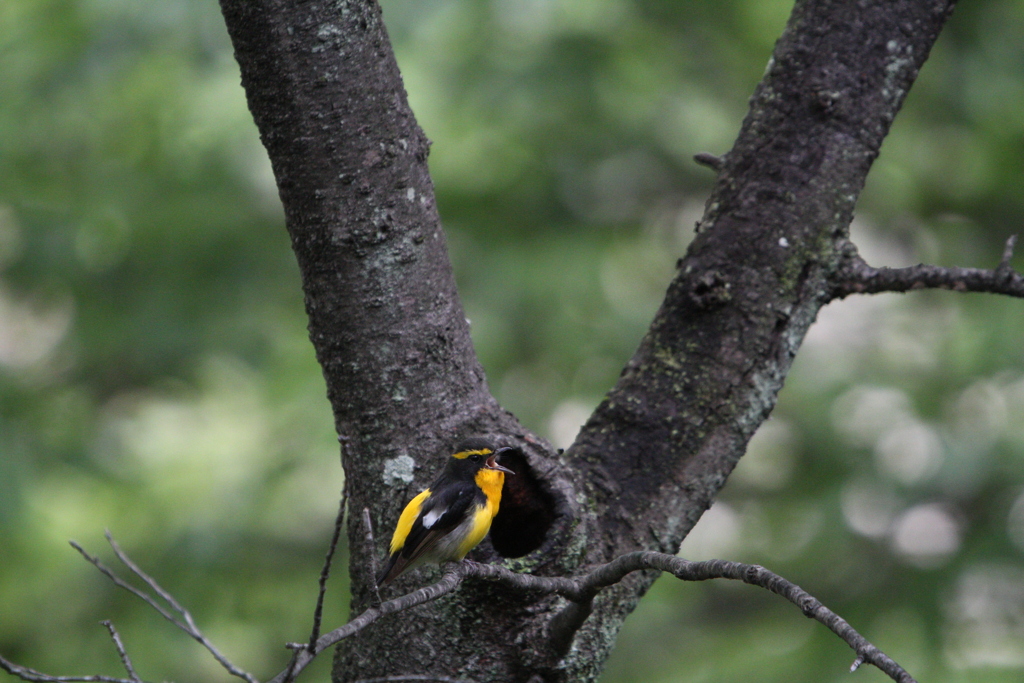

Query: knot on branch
[[812, 89, 844, 118], [797, 593, 818, 618], [689, 270, 732, 309]]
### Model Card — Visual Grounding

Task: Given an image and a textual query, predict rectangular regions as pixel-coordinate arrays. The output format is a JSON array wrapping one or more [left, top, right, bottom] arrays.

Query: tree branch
[[307, 488, 348, 652], [693, 152, 726, 171], [0, 655, 142, 683], [2, 538, 915, 683], [68, 540, 187, 633], [268, 566, 466, 683], [69, 535, 257, 683], [557, 1, 958, 672], [99, 622, 140, 683], [0, 619, 143, 683], [831, 235, 1023, 299], [461, 556, 915, 683], [267, 553, 915, 683]]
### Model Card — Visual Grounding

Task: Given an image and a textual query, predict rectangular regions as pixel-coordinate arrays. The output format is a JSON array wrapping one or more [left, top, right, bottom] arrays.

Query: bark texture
[[217, 0, 956, 681]]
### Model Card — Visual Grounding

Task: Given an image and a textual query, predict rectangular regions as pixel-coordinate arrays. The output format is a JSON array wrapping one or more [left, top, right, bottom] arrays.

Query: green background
[[2, 0, 1024, 682]]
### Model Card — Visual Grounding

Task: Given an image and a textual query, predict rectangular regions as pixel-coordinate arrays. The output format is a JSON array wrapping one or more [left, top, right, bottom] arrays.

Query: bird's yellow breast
[[475, 468, 504, 508], [455, 470, 505, 559]]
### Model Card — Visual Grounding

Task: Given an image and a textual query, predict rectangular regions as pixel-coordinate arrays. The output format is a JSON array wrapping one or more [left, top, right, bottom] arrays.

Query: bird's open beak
[[486, 447, 515, 475]]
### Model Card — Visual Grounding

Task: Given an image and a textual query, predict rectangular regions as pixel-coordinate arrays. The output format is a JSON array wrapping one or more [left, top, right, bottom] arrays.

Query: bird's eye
[[470, 454, 481, 462]]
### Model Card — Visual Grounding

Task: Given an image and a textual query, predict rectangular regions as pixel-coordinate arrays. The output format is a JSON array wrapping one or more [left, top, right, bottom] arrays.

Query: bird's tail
[[376, 552, 406, 588]]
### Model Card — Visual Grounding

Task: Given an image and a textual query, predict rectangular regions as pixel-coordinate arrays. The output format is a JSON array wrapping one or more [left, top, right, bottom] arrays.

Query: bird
[[376, 437, 515, 587]]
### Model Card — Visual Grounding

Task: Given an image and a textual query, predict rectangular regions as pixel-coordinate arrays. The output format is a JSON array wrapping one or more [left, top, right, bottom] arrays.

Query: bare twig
[[278, 488, 350, 683], [104, 533, 256, 683], [308, 489, 348, 651], [0, 655, 140, 683], [99, 622, 140, 683], [265, 566, 465, 683], [71, 535, 258, 683], [831, 235, 1024, 300], [693, 152, 725, 171], [997, 234, 1018, 275], [105, 532, 186, 615], [68, 541, 186, 631]]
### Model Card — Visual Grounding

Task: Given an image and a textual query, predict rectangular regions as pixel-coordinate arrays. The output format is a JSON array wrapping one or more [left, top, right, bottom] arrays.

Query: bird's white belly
[[424, 507, 482, 562]]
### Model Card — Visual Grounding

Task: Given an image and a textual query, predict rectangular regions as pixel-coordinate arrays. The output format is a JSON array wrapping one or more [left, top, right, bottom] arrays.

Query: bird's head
[[447, 437, 515, 479]]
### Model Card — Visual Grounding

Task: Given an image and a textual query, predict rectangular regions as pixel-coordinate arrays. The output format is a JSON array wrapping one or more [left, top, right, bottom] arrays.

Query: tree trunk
[[216, 0, 956, 681]]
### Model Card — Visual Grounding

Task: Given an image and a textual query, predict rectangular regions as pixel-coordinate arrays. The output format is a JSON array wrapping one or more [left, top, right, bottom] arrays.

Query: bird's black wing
[[400, 481, 477, 557], [377, 481, 478, 586]]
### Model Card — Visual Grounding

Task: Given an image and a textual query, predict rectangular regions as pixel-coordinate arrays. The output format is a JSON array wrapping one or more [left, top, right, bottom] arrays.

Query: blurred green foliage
[[1, 0, 1023, 682]]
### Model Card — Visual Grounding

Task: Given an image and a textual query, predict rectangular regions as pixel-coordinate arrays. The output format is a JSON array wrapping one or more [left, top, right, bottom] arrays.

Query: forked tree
[[6, 1, 1024, 682]]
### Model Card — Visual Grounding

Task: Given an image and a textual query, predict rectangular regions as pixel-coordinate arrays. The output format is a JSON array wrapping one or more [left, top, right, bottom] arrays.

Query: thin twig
[[99, 622, 140, 683], [81, 534, 258, 683], [831, 235, 1024, 300], [104, 534, 256, 683], [68, 541, 186, 632], [693, 152, 725, 171], [0, 655, 139, 683], [997, 234, 1018, 276], [104, 532, 186, 617], [265, 566, 466, 683], [308, 489, 348, 650], [279, 488, 350, 683]]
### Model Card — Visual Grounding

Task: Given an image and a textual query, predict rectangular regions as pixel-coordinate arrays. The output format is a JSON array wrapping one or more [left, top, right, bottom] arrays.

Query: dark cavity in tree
[[490, 448, 558, 558]]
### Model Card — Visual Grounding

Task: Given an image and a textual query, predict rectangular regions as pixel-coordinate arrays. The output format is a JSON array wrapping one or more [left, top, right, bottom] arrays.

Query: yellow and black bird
[[376, 438, 515, 587]]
